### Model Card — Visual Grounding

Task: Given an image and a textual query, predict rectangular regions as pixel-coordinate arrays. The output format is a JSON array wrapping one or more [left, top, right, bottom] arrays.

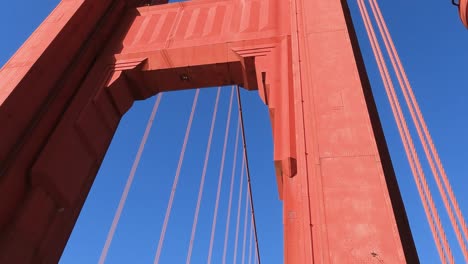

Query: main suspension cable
[[207, 86, 235, 264], [154, 89, 200, 264], [356, 1, 453, 262], [236, 86, 261, 264], [368, 1, 468, 260], [98, 93, 163, 264], [185, 87, 222, 264]]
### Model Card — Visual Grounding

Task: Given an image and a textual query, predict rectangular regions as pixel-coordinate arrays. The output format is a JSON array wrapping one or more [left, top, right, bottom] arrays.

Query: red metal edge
[[460, 0, 468, 28]]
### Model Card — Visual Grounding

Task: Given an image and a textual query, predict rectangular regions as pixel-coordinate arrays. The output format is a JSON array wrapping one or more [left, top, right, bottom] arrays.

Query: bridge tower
[[0, 0, 419, 263]]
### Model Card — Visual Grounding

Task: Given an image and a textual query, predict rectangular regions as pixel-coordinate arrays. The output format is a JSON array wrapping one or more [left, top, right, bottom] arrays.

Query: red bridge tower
[[0, 0, 418, 263]]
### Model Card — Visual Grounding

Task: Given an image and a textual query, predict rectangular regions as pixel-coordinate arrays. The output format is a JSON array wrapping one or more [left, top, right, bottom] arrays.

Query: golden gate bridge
[[0, 0, 467, 263]]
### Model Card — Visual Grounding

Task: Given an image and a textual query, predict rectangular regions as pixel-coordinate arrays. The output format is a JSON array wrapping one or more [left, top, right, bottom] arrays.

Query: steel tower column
[[0, 0, 418, 262]]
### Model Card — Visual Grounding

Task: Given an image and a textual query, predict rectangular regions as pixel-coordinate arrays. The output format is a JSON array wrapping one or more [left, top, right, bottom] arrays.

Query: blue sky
[[1, 0, 468, 263]]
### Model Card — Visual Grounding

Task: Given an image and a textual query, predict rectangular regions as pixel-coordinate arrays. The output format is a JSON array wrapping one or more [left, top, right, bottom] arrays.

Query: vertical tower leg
[[0, 1, 127, 262], [0, 0, 419, 262], [283, 0, 419, 263]]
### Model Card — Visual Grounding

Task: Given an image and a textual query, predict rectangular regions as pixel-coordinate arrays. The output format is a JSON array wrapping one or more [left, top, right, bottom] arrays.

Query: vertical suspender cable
[[98, 93, 163, 264], [241, 188, 250, 264], [222, 121, 242, 264], [357, 1, 451, 262], [233, 157, 246, 264], [154, 89, 200, 264], [207, 86, 235, 264], [248, 221, 253, 264], [254, 241, 259, 264], [356, 1, 453, 263], [368, 1, 468, 260], [236, 86, 261, 264], [185, 87, 222, 264]]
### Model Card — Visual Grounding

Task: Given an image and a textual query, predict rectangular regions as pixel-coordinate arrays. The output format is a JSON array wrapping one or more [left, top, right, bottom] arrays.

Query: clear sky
[[1, 0, 468, 263]]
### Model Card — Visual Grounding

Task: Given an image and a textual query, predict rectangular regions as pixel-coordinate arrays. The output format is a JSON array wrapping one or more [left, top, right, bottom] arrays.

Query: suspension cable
[[241, 188, 250, 264], [254, 242, 259, 264], [207, 86, 235, 264], [222, 120, 241, 264], [248, 219, 253, 264], [356, 1, 453, 263], [154, 89, 200, 264], [98, 93, 163, 264], [368, 1, 468, 260], [185, 87, 222, 264], [236, 85, 261, 264], [233, 156, 246, 264]]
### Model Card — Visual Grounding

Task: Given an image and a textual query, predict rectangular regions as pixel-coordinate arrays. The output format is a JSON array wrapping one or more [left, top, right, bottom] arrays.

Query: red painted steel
[[460, 0, 468, 27], [368, 0, 468, 261], [357, 1, 452, 262], [0, 0, 419, 263]]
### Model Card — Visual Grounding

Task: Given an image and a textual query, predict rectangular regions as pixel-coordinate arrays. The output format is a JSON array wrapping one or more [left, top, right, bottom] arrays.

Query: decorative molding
[[104, 58, 148, 87], [231, 44, 276, 58]]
